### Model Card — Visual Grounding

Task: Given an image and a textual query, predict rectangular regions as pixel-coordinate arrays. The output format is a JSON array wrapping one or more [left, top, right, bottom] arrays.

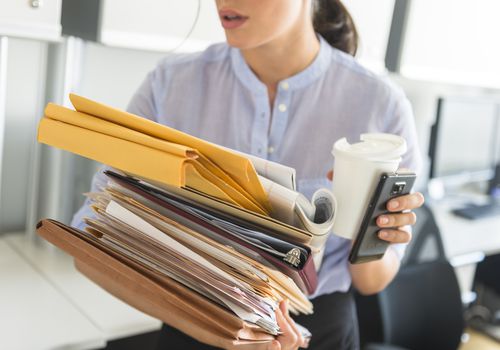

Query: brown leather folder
[[36, 219, 274, 349]]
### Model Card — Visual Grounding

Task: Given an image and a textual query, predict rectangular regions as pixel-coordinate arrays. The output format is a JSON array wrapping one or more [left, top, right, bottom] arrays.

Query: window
[[400, 0, 500, 88], [343, 0, 395, 72]]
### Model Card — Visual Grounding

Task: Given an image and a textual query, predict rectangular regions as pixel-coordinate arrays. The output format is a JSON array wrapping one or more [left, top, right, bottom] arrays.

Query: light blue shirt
[[71, 36, 422, 298]]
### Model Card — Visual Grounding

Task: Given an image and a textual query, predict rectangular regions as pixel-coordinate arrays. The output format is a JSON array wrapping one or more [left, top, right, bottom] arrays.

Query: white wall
[[78, 42, 165, 109], [342, 0, 395, 72]]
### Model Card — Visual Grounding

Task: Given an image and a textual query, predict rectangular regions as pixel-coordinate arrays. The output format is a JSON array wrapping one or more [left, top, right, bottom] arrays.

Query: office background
[[2, 0, 500, 234], [1, 0, 500, 349]]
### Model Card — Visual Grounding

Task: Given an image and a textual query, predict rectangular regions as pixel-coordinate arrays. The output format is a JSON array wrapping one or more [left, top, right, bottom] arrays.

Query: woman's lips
[[219, 9, 248, 29]]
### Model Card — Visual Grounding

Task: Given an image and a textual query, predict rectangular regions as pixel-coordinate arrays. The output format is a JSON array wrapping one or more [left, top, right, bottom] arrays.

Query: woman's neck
[[241, 20, 320, 106]]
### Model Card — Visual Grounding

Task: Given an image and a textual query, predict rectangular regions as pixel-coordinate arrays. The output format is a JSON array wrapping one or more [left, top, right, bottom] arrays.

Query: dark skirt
[[156, 290, 360, 350]]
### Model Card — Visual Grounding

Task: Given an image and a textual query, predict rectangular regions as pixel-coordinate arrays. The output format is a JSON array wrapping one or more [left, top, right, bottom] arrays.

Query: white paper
[[105, 200, 244, 288]]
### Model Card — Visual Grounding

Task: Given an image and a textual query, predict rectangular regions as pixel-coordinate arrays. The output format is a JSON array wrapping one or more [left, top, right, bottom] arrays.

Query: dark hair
[[313, 0, 358, 56]]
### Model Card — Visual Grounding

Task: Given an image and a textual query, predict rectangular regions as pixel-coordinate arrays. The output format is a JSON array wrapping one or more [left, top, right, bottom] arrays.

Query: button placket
[[268, 83, 291, 160], [251, 94, 270, 158]]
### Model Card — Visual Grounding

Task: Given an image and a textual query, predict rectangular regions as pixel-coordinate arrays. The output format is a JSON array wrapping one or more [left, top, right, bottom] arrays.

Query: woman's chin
[[224, 33, 261, 50]]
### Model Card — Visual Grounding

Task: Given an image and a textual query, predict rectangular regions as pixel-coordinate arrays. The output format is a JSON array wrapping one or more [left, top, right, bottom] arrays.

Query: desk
[[3, 233, 162, 344], [430, 201, 500, 302], [432, 202, 500, 259], [0, 239, 104, 350]]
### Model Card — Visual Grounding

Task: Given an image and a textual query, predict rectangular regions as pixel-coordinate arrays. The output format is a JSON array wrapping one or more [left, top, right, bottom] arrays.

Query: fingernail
[[379, 216, 389, 225], [389, 200, 400, 210], [379, 231, 389, 239]]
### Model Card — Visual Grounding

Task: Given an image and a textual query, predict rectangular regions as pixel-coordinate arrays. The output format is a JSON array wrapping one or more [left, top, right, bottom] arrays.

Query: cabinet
[[0, 0, 62, 41]]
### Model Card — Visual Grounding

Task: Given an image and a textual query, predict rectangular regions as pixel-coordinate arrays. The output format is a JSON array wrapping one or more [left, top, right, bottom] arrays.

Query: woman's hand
[[326, 169, 425, 240], [268, 300, 309, 350], [350, 190, 424, 295], [376, 191, 425, 244], [328, 169, 425, 295]]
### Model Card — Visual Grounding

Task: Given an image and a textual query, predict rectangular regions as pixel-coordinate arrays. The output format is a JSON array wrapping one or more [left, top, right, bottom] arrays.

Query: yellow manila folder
[[38, 116, 186, 186], [37, 95, 271, 215], [69, 93, 271, 212]]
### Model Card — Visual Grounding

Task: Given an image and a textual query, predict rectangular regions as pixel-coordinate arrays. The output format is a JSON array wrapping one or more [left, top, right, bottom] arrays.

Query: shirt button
[[268, 146, 275, 154], [281, 81, 289, 90], [278, 104, 287, 112]]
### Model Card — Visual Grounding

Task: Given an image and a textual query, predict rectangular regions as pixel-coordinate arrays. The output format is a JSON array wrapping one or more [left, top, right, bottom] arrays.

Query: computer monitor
[[429, 96, 500, 193]]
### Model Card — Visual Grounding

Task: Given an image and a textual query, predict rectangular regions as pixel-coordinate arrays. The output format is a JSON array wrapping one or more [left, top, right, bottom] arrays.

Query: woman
[[72, 0, 425, 349]]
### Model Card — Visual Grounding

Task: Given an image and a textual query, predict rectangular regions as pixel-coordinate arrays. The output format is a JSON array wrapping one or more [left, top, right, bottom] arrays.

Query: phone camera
[[391, 182, 406, 195]]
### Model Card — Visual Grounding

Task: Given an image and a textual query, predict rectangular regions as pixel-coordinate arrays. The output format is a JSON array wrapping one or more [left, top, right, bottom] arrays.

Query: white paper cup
[[331, 133, 407, 240]]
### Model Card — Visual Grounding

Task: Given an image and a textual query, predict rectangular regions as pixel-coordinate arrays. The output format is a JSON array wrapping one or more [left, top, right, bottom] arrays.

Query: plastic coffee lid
[[332, 133, 407, 161]]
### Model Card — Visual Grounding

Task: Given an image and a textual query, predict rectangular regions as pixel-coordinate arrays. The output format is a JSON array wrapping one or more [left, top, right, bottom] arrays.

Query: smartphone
[[349, 172, 417, 264]]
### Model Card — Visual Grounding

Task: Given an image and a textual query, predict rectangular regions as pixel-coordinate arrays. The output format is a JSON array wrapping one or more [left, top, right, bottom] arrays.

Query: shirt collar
[[230, 35, 332, 95]]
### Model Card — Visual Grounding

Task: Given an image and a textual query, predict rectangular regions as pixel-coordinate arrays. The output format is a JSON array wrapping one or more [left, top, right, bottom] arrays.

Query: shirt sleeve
[[69, 165, 110, 230], [126, 70, 158, 120]]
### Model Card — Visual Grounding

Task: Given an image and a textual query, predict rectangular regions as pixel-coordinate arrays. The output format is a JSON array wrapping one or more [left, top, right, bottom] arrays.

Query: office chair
[[400, 203, 446, 266], [363, 260, 464, 350], [356, 204, 465, 350], [466, 253, 500, 342]]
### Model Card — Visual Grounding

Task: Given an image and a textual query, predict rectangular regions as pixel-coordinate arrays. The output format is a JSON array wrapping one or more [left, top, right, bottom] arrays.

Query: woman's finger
[[275, 306, 299, 350], [377, 212, 417, 228], [280, 300, 305, 348], [267, 340, 281, 350], [386, 192, 425, 212], [378, 227, 412, 244]]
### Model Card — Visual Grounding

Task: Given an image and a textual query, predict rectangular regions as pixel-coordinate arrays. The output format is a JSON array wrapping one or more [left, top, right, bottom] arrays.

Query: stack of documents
[[36, 95, 338, 347]]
